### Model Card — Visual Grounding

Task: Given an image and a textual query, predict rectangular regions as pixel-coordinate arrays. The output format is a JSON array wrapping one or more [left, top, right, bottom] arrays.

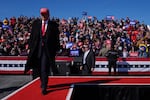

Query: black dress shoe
[[42, 89, 47, 95]]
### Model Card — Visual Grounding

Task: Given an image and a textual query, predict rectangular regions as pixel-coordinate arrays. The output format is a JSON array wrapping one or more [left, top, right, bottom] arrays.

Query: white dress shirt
[[42, 20, 48, 33], [83, 50, 90, 64]]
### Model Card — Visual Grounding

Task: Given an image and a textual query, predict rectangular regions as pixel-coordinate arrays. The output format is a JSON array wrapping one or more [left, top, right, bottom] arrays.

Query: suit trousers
[[108, 60, 117, 75], [81, 64, 91, 76], [40, 47, 50, 89]]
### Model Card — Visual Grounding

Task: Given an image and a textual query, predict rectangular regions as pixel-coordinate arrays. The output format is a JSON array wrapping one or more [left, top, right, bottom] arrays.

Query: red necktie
[[42, 22, 46, 36]]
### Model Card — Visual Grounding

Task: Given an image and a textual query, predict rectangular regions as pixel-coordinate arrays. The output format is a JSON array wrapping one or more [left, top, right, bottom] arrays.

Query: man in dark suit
[[80, 44, 95, 75], [24, 8, 60, 95]]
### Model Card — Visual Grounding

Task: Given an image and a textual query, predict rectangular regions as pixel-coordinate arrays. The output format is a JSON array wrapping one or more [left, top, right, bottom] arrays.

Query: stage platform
[[2, 76, 150, 100]]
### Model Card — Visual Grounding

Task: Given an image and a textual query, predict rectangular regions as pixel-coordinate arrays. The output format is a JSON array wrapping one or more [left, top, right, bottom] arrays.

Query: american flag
[[0, 60, 26, 71]]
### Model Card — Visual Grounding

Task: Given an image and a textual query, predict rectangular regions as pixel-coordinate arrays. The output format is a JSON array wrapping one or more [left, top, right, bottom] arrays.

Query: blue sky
[[0, 0, 150, 25]]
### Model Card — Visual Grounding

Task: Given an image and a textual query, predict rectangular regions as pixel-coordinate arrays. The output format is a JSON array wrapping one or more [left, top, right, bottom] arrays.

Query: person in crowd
[[105, 45, 119, 75], [138, 40, 148, 57], [24, 8, 60, 95], [98, 43, 110, 57], [122, 47, 129, 58], [80, 44, 95, 75]]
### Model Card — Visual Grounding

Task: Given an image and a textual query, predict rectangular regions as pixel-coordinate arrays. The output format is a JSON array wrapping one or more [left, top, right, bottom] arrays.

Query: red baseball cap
[[40, 8, 49, 14]]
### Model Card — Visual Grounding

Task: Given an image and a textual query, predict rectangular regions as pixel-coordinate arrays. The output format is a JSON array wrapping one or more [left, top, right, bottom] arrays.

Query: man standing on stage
[[80, 44, 95, 75], [105, 46, 119, 75], [24, 8, 60, 95]]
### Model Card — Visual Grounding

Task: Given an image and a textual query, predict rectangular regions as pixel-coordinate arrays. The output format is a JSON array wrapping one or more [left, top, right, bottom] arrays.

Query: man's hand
[[80, 66, 83, 70], [91, 67, 94, 72]]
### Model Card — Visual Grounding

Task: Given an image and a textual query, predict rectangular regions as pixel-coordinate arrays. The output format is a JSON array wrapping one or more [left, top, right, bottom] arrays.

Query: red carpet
[[3, 76, 150, 100]]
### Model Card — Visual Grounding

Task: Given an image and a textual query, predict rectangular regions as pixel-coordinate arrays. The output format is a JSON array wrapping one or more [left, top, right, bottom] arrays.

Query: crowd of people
[[0, 15, 150, 57]]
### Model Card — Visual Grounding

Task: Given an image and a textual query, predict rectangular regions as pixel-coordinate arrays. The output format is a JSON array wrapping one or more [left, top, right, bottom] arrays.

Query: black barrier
[[69, 57, 82, 76], [70, 84, 150, 100], [55, 56, 82, 76], [55, 61, 71, 76]]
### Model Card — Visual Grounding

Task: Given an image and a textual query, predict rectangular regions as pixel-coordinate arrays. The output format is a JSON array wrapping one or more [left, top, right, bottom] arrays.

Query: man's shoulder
[[49, 20, 59, 26], [32, 19, 41, 25]]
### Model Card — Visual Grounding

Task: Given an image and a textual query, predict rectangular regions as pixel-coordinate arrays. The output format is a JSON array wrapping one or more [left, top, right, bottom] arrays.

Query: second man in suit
[[80, 44, 95, 75]]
